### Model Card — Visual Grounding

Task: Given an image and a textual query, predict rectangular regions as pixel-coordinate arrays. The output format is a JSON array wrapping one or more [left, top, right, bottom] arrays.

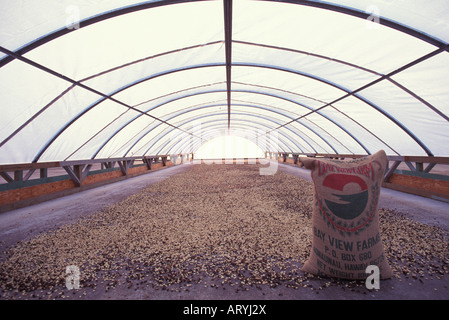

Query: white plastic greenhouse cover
[[0, 0, 448, 164]]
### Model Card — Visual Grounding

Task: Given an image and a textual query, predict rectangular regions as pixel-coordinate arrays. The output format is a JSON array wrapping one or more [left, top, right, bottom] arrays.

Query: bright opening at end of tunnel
[[195, 135, 265, 160]]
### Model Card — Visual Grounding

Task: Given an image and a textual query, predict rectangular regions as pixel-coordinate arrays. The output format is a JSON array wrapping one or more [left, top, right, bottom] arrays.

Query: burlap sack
[[299, 150, 393, 280]]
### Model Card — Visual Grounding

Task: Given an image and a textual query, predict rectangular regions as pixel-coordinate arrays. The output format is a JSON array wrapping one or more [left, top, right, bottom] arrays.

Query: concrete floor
[[0, 161, 448, 300]]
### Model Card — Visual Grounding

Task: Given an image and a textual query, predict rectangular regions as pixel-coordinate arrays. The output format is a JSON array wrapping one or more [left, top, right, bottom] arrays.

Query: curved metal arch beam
[[231, 82, 401, 155], [124, 102, 335, 158], [225, 103, 340, 153], [232, 99, 357, 154], [156, 118, 300, 156], [161, 122, 289, 156], [290, 88, 436, 156], [31, 61, 376, 162], [142, 111, 317, 157], [0, 0, 208, 68], [229, 93, 368, 154], [1, 0, 446, 70], [233, 102, 352, 154], [233, 40, 382, 77], [262, 0, 448, 50], [231, 88, 398, 155]]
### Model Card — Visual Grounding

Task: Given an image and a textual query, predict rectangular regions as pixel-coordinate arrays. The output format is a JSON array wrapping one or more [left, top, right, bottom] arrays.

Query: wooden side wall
[[384, 173, 449, 201]]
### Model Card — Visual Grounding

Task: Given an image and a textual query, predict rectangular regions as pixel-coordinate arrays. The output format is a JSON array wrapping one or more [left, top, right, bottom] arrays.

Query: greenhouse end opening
[[194, 135, 264, 160]]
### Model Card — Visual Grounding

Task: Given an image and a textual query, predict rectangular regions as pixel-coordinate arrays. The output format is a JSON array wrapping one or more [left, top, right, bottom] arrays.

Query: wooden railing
[[0, 154, 193, 212]]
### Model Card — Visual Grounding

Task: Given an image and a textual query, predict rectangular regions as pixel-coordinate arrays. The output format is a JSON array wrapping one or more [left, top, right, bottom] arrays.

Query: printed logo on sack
[[322, 174, 368, 220], [314, 160, 382, 234]]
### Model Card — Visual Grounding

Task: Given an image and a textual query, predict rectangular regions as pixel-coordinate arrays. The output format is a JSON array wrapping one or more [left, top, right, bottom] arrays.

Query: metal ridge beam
[[224, 0, 233, 130]]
